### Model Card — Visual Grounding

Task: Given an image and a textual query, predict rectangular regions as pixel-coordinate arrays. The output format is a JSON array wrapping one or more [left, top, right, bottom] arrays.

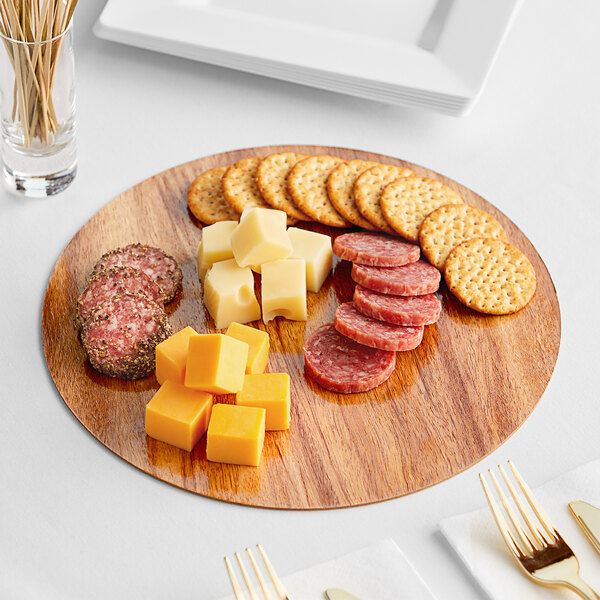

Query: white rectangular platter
[[94, 0, 522, 116]]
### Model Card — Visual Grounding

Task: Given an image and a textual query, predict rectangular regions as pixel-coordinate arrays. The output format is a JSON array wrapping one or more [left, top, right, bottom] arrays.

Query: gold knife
[[569, 500, 600, 554], [325, 589, 361, 600]]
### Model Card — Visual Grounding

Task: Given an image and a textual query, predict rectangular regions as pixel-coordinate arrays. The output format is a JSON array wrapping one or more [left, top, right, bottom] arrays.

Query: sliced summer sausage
[[353, 285, 441, 326], [91, 243, 182, 303], [76, 266, 163, 327], [351, 260, 440, 296], [303, 322, 396, 393], [333, 232, 420, 267], [334, 302, 424, 352], [81, 293, 171, 380]]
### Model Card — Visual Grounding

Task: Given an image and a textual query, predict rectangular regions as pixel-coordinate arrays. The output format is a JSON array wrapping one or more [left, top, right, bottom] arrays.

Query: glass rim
[[0, 20, 72, 45]]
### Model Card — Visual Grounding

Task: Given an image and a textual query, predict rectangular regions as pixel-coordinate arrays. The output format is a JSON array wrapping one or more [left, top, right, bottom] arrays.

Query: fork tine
[[256, 544, 291, 600], [508, 460, 557, 541], [246, 547, 275, 600], [488, 468, 537, 554], [225, 556, 249, 600], [235, 552, 262, 600], [479, 472, 524, 558], [498, 464, 552, 548]]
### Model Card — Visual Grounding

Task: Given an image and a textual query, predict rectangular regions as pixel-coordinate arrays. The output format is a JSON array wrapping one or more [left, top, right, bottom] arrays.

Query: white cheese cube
[[287, 227, 333, 292], [261, 259, 307, 323], [230, 207, 292, 268], [197, 221, 238, 280], [240, 206, 287, 227], [203, 259, 261, 329]]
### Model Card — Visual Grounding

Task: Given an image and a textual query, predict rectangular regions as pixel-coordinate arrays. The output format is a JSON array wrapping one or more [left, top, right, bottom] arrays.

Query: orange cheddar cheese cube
[[155, 326, 198, 385], [184, 333, 249, 394], [236, 373, 290, 431], [206, 403, 265, 466], [225, 322, 269, 374], [145, 379, 213, 451]]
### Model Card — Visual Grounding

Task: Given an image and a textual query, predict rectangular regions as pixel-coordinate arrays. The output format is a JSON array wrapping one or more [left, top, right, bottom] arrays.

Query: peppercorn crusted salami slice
[[352, 260, 440, 296], [76, 266, 163, 328], [334, 302, 424, 351], [81, 293, 172, 380], [303, 322, 396, 393], [333, 232, 420, 267], [353, 285, 441, 326], [91, 244, 182, 303]]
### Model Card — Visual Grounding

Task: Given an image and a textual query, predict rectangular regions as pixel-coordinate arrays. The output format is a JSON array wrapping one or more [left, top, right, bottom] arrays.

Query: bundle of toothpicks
[[0, 0, 79, 147]]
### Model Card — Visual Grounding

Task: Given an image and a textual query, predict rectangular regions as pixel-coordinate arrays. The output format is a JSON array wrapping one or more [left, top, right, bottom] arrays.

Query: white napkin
[[440, 458, 600, 599], [219, 538, 437, 600]]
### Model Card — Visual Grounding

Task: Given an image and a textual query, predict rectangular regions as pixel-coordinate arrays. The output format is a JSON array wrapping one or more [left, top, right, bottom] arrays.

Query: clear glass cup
[[0, 26, 76, 197]]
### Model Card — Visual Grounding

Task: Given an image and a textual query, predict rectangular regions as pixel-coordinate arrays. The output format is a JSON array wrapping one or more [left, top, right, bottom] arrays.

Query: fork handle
[[563, 573, 600, 600]]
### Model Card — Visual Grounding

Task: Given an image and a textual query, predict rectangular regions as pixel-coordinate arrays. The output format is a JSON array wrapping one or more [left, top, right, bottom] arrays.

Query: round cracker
[[354, 164, 414, 234], [256, 152, 312, 221], [287, 155, 349, 227], [444, 237, 536, 315], [222, 156, 267, 213], [186, 166, 240, 224], [419, 204, 506, 269], [223, 156, 296, 226], [327, 160, 380, 230], [380, 176, 464, 242]]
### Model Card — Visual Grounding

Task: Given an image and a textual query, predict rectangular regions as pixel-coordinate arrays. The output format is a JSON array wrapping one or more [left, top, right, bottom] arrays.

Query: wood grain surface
[[41, 145, 561, 510]]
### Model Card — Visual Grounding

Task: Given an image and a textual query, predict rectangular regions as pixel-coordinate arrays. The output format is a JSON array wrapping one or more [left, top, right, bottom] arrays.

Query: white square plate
[[94, 0, 522, 116]]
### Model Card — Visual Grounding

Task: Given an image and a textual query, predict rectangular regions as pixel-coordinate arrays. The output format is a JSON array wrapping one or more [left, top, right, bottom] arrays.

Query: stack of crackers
[[187, 151, 536, 315]]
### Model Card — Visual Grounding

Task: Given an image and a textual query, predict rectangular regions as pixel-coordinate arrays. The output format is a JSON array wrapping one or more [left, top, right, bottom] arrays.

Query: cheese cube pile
[[145, 323, 290, 465], [199, 207, 332, 329]]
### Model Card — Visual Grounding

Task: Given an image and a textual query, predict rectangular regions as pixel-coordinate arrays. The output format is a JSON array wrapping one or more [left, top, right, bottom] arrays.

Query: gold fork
[[224, 544, 291, 600], [480, 461, 600, 599]]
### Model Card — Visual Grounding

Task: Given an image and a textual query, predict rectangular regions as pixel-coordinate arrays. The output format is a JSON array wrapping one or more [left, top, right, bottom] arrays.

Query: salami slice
[[335, 302, 423, 351], [76, 266, 163, 327], [352, 260, 440, 296], [91, 243, 182, 303], [353, 285, 441, 326], [81, 293, 172, 380], [303, 322, 396, 393], [333, 232, 420, 267]]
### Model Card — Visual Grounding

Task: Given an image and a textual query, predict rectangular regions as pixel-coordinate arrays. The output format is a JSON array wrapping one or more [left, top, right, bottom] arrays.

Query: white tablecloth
[[1, 1, 599, 598]]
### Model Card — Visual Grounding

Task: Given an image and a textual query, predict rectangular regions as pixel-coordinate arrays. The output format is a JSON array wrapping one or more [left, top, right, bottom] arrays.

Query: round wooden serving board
[[42, 145, 560, 510]]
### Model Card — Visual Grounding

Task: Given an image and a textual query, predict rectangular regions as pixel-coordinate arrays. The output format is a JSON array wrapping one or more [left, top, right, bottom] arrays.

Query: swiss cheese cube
[[287, 227, 333, 292], [236, 373, 290, 430], [197, 220, 238, 280], [206, 403, 265, 467], [261, 258, 307, 323], [203, 259, 261, 329], [240, 205, 286, 227], [230, 207, 292, 267], [225, 322, 269, 374], [145, 380, 213, 452], [155, 326, 198, 385], [185, 333, 249, 394]]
